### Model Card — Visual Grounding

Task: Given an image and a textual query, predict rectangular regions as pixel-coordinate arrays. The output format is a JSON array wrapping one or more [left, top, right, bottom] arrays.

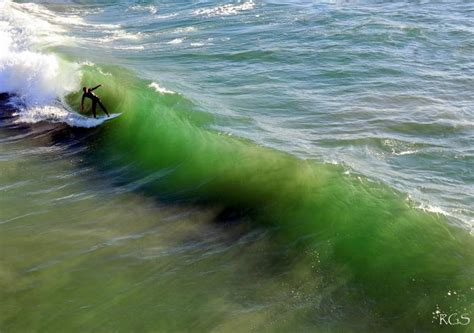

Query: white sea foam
[[0, 6, 79, 106], [128, 4, 158, 15], [80, 61, 95, 67], [173, 26, 197, 34], [149, 82, 176, 95], [0, 1, 87, 127], [418, 203, 450, 217], [12, 2, 119, 30], [392, 150, 418, 156], [0, 49, 79, 106], [156, 13, 178, 20], [113, 45, 145, 50], [194, 1, 255, 17], [12, 103, 112, 128], [1, 2, 72, 48], [167, 38, 184, 45], [99, 30, 144, 43]]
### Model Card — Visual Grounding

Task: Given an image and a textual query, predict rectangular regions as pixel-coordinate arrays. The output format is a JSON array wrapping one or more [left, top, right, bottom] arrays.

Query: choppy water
[[1, 0, 473, 332]]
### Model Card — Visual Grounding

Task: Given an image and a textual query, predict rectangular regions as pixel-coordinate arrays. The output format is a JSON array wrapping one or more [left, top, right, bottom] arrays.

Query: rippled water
[[19, 0, 471, 225], [1, 0, 473, 332]]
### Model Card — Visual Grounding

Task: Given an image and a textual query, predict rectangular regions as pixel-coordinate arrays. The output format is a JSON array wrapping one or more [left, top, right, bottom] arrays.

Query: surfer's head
[[82, 86, 88, 93]]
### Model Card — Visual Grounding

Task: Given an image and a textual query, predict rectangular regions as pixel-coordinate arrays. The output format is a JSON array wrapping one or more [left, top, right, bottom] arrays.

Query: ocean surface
[[0, 0, 473, 331]]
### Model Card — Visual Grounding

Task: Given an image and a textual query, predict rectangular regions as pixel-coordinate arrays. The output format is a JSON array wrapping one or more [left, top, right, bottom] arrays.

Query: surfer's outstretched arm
[[90, 84, 102, 91]]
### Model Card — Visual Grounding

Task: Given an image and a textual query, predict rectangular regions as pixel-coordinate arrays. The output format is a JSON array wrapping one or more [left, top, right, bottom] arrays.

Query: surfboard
[[68, 112, 122, 128], [98, 113, 122, 121]]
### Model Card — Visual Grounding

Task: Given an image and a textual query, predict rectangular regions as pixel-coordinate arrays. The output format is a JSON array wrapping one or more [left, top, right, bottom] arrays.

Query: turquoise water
[[0, 0, 473, 332]]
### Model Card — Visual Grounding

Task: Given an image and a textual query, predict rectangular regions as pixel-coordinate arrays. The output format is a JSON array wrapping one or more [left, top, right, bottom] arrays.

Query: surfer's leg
[[98, 100, 109, 117], [92, 101, 97, 118]]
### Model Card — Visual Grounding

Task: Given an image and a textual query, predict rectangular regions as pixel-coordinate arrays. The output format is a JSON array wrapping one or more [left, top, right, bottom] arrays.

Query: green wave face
[[71, 65, 473, 331]]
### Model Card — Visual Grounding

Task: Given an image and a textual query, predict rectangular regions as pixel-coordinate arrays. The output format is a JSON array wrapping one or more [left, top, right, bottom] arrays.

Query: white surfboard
[[97, 113, 122, 122], [68, 112, 122, 128]]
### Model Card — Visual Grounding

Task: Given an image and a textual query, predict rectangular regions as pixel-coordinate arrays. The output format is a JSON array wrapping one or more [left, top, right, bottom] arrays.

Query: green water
[[1, 0, 473, 332], [2, 65, 472, 332]]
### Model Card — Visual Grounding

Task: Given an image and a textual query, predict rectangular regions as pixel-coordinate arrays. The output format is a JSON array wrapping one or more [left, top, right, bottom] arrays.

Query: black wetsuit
[[81, 89, 109, 118]]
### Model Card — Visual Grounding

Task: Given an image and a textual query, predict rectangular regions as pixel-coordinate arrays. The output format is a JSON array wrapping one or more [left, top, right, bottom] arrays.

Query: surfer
[[80, 84, 109, 118]]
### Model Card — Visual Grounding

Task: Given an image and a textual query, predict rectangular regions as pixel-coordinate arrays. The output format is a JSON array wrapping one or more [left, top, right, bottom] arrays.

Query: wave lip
[[148, 82, 176, 95], [0, 49, 78, 106], [0, 1, 90, 127]]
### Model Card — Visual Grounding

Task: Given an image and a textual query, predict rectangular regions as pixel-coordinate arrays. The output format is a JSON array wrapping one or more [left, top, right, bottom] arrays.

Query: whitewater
[[0, 0, 473, 332]]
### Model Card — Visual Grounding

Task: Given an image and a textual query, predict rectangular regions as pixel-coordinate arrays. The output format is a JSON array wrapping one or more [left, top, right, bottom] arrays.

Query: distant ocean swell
[[0, 1, 473, 331]]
